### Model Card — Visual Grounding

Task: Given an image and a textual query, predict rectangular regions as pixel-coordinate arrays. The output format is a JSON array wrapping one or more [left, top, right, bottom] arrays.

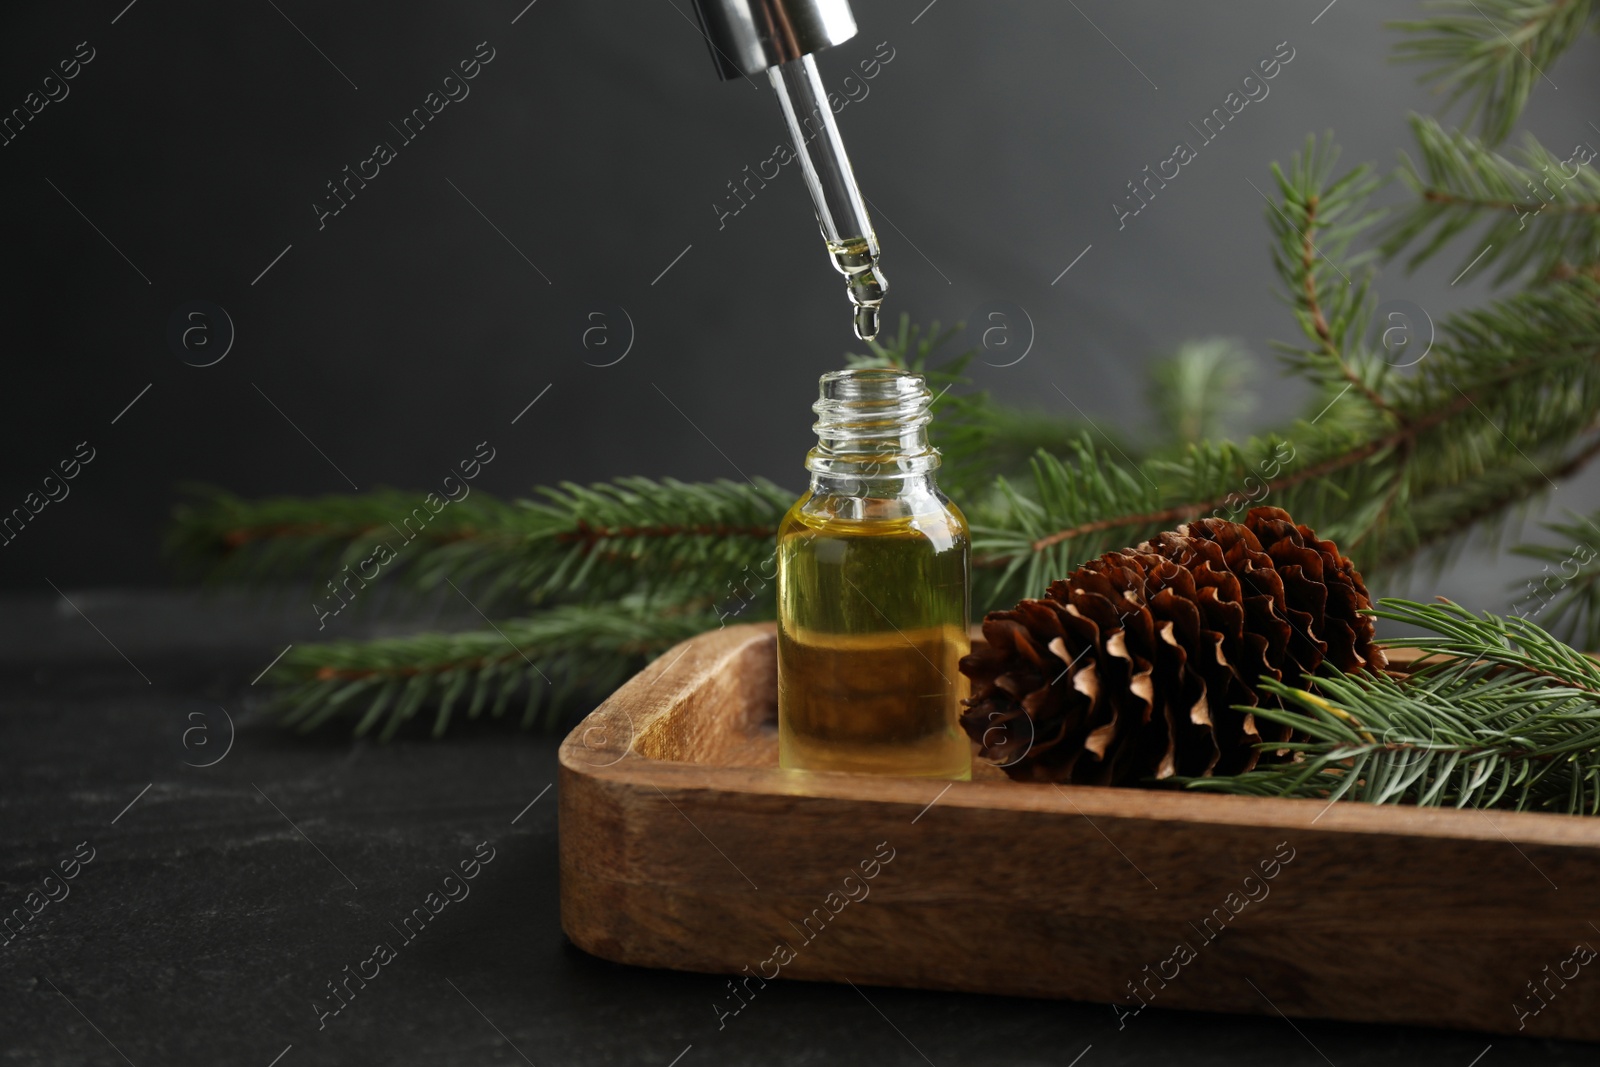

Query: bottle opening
[[807, 368, 939, 479]]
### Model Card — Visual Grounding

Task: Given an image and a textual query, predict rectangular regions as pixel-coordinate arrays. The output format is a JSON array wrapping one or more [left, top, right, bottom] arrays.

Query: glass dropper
[[688, 0, 885, 340], [767, 54, 888, 342]]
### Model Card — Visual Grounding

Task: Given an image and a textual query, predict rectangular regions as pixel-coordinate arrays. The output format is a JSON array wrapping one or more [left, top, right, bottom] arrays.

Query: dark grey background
[[5, 5, 1600, 1064], [4, 0, 1599, 610]]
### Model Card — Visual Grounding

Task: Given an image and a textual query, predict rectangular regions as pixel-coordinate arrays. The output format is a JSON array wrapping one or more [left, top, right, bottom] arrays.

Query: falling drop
[[828, 236, 888, 343], [853, 305, 880, 342]]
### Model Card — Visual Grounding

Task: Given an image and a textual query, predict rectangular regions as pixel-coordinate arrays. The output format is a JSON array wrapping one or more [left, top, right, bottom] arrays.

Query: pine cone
[[959, 506, 1385, 785]]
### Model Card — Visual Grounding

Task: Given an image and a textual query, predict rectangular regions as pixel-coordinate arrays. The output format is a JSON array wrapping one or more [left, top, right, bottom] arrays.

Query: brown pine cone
[[959, 507, 1385, 785]]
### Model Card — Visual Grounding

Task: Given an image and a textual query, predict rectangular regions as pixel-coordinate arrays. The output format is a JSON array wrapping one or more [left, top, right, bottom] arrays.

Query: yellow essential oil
[[776, 369, 972, 779]]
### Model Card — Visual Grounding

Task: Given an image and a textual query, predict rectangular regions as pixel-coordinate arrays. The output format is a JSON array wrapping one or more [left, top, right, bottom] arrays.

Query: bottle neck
[[806, 369, 941, 498], [810, 469, 942, 501]]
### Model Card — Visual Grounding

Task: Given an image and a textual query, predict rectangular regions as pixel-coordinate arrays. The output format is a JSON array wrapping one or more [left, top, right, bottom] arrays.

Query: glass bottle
[[776, 368, 972, 779]]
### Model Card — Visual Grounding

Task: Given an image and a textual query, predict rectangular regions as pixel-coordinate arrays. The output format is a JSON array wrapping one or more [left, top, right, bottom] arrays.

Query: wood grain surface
[[559, 623, 1600, 1041]]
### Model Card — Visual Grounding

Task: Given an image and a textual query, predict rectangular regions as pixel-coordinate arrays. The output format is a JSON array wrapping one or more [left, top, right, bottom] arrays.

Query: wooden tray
[[558, 623, 1600, 1041]]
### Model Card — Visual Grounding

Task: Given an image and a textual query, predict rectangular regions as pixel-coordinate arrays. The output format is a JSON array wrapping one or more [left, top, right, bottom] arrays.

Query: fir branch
[[1147, 338, 1258, 447], [1183, 599, 1600, 813], [1263, 138, 1390, 419], [170, 477, 791, 612], [972, 437, 1167, 607], [1366, 432, 1600, 573], [267, 600, 719, 739], [983, 284, 1600, 581], [1391, 0, 1597, 145], [981, 135, 1600, 598], [1384, 115, 1600, 283], [1373, 597, 1600, 686], [1511, 510, 1600, 649]]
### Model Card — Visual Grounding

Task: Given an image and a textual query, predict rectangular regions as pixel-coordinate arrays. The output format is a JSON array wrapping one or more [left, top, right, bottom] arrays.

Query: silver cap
[[691, 0, 858, 80]]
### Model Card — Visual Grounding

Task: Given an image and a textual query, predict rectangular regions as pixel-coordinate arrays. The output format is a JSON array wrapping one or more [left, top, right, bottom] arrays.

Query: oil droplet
[[828, 237, 888, 342], [854, 305, 880, 342]]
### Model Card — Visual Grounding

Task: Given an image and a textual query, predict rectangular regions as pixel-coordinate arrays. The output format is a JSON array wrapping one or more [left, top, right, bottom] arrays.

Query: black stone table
[[1, 591, 1589, 1066]]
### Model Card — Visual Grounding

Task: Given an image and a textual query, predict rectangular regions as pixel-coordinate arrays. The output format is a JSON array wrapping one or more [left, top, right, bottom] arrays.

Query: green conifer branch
[[1391, 0, 1597, 145], [170, 477, 791, 613], [977, 134, 1600, 604], [1384, 115, 1600, 284], [1262, 138, 1391, 417], [1510, 510, 1600, 648], [269, 600, 718, 739], [1148, 338, 1258, 447], [1183, 599, 1600, 813]]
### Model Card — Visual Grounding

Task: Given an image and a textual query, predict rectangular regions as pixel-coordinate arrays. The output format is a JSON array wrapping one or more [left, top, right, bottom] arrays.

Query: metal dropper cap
[[691, 0, 858, 79]]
